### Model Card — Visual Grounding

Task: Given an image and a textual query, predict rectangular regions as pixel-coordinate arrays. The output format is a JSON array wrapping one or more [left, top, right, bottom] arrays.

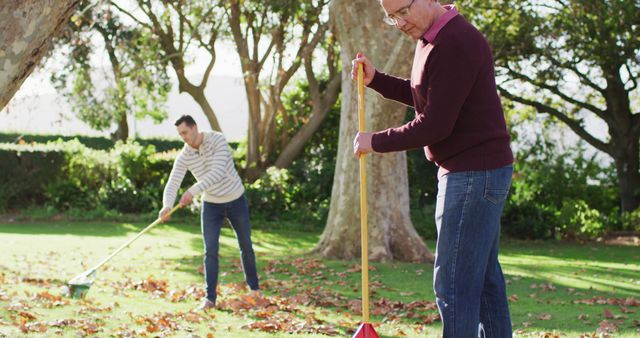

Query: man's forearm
[[367, 70, 413, 107]]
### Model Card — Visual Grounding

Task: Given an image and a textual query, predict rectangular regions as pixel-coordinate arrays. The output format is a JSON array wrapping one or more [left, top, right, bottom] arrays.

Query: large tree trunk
[[614, 150, 640, 213], [610, 104, 640, 213], [0, 0, 80, 110], [313, 0, 434, 263], [605, 68, 640, 213]]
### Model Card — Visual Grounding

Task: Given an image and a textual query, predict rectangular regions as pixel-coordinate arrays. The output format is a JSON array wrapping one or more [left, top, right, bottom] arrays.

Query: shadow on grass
[[168, 224, 320, 279], [501, 240, 640, 265]]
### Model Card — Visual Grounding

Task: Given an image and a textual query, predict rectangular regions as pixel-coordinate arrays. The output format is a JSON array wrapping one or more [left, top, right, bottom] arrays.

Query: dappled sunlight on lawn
[[0, 224, 638, 337]]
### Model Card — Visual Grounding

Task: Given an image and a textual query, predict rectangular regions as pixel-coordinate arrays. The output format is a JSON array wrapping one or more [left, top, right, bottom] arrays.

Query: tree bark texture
[[0, 0, 80, 110]]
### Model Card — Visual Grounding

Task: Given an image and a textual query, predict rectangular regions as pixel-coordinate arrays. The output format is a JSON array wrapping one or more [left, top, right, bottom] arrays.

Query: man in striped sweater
[[159, 115, 260, 310]]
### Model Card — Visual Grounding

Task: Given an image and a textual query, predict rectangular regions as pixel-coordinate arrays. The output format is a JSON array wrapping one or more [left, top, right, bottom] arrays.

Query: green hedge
[[0, 132, 184, 152], [0, 143, 66, 210], [0, 140, 194, 214]]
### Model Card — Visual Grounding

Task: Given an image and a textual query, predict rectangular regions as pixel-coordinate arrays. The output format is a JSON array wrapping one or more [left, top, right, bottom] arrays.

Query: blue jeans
[[201, 195, 259, 303], [433, 165, 513, 338]]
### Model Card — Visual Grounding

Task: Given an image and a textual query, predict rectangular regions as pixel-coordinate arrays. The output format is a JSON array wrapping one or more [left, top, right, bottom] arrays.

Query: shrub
[[98, 176, 154, 213], [44, 179, 93, 210], [557, 199, 605, 239], [502, 202, 557, 239], [57, 139, 114, 209], [411, 204, 438, 239], [622, 208, 640, 232], [245, 167, 294, 220], [503, 138, 619, 240]]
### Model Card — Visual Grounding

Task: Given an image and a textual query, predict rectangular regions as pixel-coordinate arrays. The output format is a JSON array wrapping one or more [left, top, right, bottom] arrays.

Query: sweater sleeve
[[186, 133, 231, 196], [371, 43, 478, 152], [162, 151, 187, 209], [367, 70, 414, 107]]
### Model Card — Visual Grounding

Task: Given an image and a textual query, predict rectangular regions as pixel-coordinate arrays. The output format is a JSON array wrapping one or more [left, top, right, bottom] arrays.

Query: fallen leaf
[[146, 324, 159, 333], [537, 313, 552, 320], [597, 320, 618, 334], [540, 283, 557, 292], [603, 309, 615, 319], [18, 311, 37, 321], [619, 306, 635, 314], [20, 321, 48, 334]]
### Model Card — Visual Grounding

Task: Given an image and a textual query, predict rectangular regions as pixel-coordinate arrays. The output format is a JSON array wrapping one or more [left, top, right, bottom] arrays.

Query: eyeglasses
[[383, 0, 416, 26]]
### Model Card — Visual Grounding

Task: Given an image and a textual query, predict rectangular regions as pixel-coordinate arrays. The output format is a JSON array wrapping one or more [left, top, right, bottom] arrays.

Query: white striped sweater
[[162, 131, 244, 208]]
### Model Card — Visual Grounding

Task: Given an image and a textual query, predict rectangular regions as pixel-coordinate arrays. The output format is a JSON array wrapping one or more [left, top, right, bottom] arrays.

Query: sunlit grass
[[0, 221, 638, 337]]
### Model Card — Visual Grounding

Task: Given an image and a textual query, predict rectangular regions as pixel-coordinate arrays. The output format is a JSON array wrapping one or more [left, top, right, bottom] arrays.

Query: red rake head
[[352, 323, 379, 338]]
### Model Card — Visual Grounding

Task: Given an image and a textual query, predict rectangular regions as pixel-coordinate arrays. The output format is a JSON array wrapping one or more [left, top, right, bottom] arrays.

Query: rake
[[67, 204, 181, 298], [352, 52, 380, 338]]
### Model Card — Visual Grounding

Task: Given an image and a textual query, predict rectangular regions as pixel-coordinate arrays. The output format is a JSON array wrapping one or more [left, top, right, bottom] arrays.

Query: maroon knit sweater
[[369, 15, 513, 177]]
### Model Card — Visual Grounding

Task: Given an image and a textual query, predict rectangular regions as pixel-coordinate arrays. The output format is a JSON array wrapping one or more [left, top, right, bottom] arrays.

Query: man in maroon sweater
[[353, 1, 514, 337]]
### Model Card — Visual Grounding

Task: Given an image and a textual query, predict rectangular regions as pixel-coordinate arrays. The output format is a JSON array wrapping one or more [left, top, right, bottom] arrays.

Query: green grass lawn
[[0, 220, 638, 337]]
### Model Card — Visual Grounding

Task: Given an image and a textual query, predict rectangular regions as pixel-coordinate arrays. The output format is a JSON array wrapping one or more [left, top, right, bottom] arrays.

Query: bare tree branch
[[257, 33, 277, 71], [200, 54, 216, 89], [227, 1, 250, 63], [109, 1, 151, 29], [504, 63, 609, 123], [543, 52, 606, 93], [500, 87, 612, 155]]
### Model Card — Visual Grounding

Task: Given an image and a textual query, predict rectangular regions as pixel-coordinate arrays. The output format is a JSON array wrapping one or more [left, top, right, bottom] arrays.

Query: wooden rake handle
[[356, 52, 370, 323], [91, 204, 182, 271]]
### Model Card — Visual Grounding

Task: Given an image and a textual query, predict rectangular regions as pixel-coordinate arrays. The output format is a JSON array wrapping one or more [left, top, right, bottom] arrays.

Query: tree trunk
[[111, 112, 129, 143], [274, 102, 333, 169], [274, 56, 342, 169], [614, 152, 640, 213], [0, 0, 80, 110], [313, 0, 434, 263], [189, 88, 222, 132], [244, 72, 263, 182], [173, 69, 222, 133], [99, 27, 129, 144], [605, 67, 640, 213], [611, 125, 640, 212]]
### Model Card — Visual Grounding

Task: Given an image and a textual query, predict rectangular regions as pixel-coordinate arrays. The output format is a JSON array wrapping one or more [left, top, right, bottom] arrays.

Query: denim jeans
[[201, 195, 259, 303], [433, 165, 513, 338]]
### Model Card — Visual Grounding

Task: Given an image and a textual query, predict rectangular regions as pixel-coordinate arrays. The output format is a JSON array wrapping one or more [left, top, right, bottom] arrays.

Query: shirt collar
[[423, 4, 459, 43]]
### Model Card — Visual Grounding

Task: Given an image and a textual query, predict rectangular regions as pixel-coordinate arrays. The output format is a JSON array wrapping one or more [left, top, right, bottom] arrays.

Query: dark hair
[[174, 115, 197, 127]]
